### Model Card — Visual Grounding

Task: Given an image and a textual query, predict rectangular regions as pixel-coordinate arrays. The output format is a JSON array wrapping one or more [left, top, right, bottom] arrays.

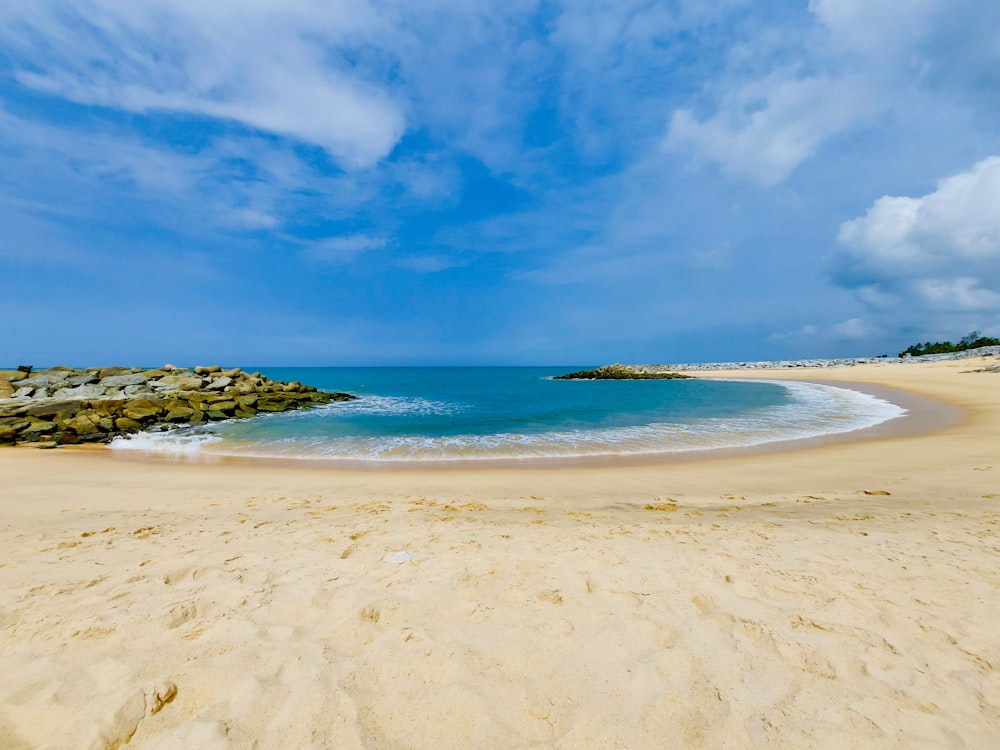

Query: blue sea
[[110, 367, 905, 463]]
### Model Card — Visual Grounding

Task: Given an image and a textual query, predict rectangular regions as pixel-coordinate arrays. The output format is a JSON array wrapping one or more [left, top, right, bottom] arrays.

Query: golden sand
[[1, 358, 998, 748]]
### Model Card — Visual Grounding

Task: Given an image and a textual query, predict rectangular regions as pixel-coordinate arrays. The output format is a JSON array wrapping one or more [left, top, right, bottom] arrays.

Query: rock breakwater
[[619, 345, 1000, 373], [0, 365, 354, 446], [555, 365, 691, 380]]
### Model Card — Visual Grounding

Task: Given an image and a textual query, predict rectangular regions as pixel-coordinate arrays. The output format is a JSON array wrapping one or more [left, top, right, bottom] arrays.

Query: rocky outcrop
[[555, 365, 692, 380], [0, 365, 354, 447]]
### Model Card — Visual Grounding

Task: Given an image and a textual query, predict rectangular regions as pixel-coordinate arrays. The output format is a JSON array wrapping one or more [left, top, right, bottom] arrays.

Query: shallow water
[[110, 367, 906, 462]]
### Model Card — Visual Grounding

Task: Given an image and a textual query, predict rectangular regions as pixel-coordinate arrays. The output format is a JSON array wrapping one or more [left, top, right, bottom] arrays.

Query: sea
[[109, 367, 907, 464]]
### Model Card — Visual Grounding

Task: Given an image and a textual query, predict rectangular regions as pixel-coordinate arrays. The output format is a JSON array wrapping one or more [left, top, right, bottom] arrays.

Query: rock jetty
[[600, 345, 1000, 373], [0, 365, 354, 447], [555, 365, 691, 380]]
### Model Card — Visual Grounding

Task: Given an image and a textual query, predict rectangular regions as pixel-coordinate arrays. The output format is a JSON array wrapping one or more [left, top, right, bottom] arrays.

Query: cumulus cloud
[[835, 156, 1000, 322], [0, 1, 405, 169]]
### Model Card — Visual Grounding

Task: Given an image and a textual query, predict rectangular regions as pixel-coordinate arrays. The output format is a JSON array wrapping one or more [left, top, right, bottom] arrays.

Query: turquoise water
[[110, 367, 905, 462]]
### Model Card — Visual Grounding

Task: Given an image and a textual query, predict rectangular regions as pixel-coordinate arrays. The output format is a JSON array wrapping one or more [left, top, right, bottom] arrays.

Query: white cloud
[[835, 156, 1000, 321], [663, 0, 985, 186], [0, 1, 405, 169], [395, 254, 462, 273], [666, 74, 871, 186], [829, 317, 868, 340], [808, 0, 939, 55], [302, 234, 387, 263]]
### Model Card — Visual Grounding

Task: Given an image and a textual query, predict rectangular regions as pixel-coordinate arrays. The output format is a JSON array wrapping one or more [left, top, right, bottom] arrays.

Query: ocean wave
[[310, 394, 465, 418], [110, 429, 223, 454], [109, 380, 905, 462]]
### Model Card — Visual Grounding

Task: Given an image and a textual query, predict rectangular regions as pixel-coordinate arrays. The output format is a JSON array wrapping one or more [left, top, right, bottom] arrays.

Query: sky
[[2, 0, 999, 366]]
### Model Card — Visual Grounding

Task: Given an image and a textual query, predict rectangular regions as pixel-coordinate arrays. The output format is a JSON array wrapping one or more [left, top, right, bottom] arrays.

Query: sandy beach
[[1, 357, 998, 749]]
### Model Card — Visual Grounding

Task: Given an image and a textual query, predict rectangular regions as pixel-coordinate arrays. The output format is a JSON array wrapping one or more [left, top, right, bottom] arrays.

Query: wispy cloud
[[666, 73, 873, 186], [302, 234, 388, 263], [662, 0, 998, 187], [0, 2, 406, 168]]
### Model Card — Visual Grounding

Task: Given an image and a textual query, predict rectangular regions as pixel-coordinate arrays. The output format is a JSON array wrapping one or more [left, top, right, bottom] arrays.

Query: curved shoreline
[[93, 369, 957, 472]]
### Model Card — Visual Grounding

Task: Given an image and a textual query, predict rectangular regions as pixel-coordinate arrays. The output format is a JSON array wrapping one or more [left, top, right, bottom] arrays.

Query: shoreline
[[53, 359, 964, 473], [1, 357, 998, 747], [96, 377, 956, 473]]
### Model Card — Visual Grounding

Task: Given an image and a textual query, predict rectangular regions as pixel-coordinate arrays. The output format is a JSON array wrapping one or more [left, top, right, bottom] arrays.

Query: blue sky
[[2, 1, 999, 366]]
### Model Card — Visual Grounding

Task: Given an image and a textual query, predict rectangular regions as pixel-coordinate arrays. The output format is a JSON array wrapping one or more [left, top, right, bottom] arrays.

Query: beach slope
[[0, 358, 998, 748]]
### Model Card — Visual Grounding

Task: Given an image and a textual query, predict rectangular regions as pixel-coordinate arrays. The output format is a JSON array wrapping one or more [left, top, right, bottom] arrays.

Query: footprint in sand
[[165, 601, 198, 629], [41, 681, 176, 750]]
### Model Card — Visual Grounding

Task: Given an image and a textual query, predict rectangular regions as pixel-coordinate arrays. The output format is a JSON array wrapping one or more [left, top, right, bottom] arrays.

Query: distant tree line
[[899, 331, 1000, 358]]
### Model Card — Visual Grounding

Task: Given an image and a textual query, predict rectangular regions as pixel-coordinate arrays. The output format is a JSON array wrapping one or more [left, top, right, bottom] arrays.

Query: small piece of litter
[[386, 551, 413, 564]]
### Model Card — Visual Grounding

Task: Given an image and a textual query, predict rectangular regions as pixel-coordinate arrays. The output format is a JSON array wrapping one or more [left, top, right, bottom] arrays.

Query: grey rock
[[100, 373, 149, 388], [13, 373, 69, 389], [154, 374, 203, 390], [64, 372, 100, 386], [14, 387, 33, 398], [206, 376, 232, 390], [22, 400, 80, 417], [53, 384, 106, 400]]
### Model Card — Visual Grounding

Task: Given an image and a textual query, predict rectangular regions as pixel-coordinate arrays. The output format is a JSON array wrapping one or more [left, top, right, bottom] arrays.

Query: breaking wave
[[110, 381, 905, 463]]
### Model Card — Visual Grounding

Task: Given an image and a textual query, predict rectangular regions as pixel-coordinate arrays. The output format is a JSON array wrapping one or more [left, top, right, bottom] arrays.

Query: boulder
[[65, 413, 104, 437], [0, 425, 16, 445], [123, 400, 164, 421], [100, 373, 149, 388], [53, 384, 106, 400], [14, 373, 70, 389], [256, 397, 292, 412], [89, 400, 126, 416], [206, 376, 232, 390], [20, 420, 58, 440], [23, 400, 81, 418], [114, 417, 143, 432], [195, 365, 222, 375], [0, 370, 29, 383], [165, 406, 196, 423], [13, 387, 33, 399], [98, 367, 129, 379], [64, 372, 100, 386], [151, 375, 203, 391]]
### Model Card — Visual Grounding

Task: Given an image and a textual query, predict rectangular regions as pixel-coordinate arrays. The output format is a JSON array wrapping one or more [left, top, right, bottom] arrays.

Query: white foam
[[110, 380, 906, 462], [109, 429, 223, 454], [299, 394, 464, 418]]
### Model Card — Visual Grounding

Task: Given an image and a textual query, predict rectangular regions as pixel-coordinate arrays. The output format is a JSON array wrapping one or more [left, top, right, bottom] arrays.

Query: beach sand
[[1, 358, 998, 748]]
